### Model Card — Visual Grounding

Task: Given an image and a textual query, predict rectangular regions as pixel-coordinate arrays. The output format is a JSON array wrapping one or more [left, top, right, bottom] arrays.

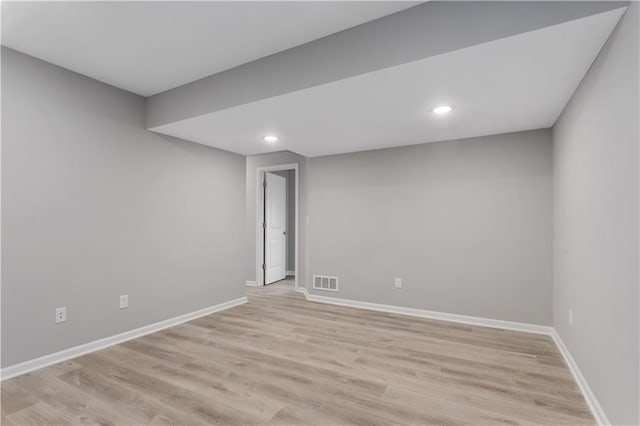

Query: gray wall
[[273, 170, 296, 273], [307, 130, 553, 325], [1, 48, 246, 367], [246, 151, 307, 284], [552, 3, 639, 424]]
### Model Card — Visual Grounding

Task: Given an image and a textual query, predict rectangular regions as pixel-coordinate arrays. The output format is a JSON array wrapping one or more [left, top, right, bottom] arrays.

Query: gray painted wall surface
[[552, 4, 639, 424], [246, 151, 307, 284], [273, 170, 296, 272], [1, 48, 246, 367], [307, 130, 553, 325]]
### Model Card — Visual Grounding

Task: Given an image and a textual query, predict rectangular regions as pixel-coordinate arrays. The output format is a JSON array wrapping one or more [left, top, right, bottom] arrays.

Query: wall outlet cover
[[55, 307, 67, 323], [120, 295, 129, 309]]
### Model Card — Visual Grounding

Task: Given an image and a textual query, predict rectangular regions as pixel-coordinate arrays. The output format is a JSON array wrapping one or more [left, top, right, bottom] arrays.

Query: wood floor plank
[[1, 380, 39, 417], [1, 279, 593, 425], [4, 401, 71, 426]]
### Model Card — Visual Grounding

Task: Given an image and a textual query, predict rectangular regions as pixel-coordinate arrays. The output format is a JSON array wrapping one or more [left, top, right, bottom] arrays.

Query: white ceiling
[[152, 8, 625, 157], [1, 1, 418, 96]]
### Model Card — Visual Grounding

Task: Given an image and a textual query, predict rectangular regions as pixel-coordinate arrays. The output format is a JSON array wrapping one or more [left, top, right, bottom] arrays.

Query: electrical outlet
[[394, 277, 402, 289], [120, 295, 129, 309], [569, 309, 573, 326], [55, 307, 67, 323]]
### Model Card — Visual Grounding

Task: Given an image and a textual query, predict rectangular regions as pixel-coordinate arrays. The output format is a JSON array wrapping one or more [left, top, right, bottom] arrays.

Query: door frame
[[255, 163, 299, 289]]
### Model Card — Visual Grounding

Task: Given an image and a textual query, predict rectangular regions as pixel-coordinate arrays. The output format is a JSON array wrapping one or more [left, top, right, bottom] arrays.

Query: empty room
[[1, 1, 638, 425]]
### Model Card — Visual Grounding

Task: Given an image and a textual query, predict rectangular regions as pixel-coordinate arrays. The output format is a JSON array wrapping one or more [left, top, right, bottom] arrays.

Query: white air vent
[[313, 275, 339, 292]]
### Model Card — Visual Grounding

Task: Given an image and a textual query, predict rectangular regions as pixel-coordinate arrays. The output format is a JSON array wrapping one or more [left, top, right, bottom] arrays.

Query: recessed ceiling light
[[432, 105, 453, 114], [264, 135, 278, 143]]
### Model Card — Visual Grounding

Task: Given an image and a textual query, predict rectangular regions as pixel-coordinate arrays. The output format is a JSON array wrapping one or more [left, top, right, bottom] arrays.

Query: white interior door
[[264, 172, 287, 284]]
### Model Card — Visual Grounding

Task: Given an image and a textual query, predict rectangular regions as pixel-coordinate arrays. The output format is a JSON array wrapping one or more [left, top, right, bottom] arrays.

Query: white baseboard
[[245, 280, 258, 287], [286, 271, 296, 276], [0, 296, 248, 381], [301, 291, 552, 335], [550, 329, 610, 426]]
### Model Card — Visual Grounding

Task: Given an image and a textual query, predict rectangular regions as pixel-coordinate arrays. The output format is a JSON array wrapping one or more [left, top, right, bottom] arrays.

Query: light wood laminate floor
[[2, 281, 593, 425]]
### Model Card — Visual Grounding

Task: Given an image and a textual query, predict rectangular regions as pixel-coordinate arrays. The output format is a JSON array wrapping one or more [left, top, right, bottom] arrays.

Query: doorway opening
[[255, 163, 299, 289]]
